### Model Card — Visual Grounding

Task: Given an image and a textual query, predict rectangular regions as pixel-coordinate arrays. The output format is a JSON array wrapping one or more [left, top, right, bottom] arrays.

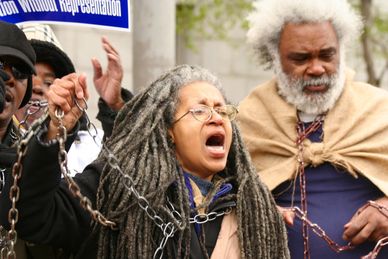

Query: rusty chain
[[55, 107, 117, 229], [295, 114, 325, 259], [2, 113, 48, 258], [364, 200, 388, 218], [359, 200, 388, 259], [292, 206, 388, 258], [292, 206, 354, 252], [361, 236, 388, 259], [293, 114, 388, 259]]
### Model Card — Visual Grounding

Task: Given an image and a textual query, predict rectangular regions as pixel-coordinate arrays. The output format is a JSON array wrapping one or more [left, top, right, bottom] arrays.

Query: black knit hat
[[30, 39, 75, 78], [19, 24, 75, 78], [0, 21, 36, 107]]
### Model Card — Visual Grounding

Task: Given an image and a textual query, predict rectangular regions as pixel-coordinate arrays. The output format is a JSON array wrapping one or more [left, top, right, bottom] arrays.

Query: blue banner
[[0, 0, 130, 31]]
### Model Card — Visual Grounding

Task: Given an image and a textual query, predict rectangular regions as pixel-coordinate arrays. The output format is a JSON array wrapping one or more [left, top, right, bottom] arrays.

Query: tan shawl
[[237, 71, 388, 195]]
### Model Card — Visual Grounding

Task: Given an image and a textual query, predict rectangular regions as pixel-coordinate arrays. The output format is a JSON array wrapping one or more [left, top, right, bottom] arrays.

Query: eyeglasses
[[174, 104, 238, 124], [0, 60, 30, 81]]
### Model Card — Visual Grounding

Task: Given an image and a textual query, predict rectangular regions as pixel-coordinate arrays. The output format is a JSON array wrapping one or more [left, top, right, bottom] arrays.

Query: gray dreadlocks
[[94, 64, 290, 258]]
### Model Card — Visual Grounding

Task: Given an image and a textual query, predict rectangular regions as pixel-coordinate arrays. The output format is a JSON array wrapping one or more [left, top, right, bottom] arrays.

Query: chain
[[103, 149, 179, 259], [27, 100, 48, 107], [18, 100, 48, 131], [55, 107, 116, 229], [295, 114, 325, 259], [361, 236, 388, 259], [365, 200, 388, 219], [291, 206, 354, 252], [2, 113, 48, 259], [358, 200, 388, 259], [189, 208, 232, 224], [292, 203, 388, 258], [166, 196, 231, 225], [294, 116, 388, 258]]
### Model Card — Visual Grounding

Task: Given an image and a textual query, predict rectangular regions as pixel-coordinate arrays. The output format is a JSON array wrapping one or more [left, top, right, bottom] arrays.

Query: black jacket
[[0, 130, 100, 258]]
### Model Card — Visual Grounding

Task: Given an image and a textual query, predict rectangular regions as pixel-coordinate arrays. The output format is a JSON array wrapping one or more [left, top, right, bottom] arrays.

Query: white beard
[[273, 55, 346, 115]]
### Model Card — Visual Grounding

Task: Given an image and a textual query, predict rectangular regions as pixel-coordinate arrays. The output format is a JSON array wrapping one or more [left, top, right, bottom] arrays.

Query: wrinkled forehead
[[280, 21, 339, 47], [277, 22, 340, 63], [178, 82, 227, 107]]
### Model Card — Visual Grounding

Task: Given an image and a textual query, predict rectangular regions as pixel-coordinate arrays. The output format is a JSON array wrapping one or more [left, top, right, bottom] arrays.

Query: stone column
[[132, 0, 176, 92]]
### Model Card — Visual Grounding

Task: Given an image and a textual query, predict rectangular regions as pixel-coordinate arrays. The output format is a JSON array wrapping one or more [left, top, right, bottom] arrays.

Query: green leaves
[[176, 0, 254, 50]]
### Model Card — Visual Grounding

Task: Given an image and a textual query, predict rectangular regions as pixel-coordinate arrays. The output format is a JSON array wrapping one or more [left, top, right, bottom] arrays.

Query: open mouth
[[206, 134, 225, 150], [303, 83, 329, 94]]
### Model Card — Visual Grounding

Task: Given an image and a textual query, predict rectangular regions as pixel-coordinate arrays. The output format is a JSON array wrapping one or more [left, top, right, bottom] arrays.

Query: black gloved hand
[[0, 69, 9, 113]]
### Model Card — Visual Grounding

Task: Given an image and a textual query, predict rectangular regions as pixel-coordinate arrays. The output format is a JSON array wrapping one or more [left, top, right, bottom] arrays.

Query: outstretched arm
[[92, 37, 133, 139]]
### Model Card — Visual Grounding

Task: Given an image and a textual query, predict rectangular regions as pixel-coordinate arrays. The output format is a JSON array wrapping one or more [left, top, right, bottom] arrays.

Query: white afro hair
[[246, 0, 363, 68]]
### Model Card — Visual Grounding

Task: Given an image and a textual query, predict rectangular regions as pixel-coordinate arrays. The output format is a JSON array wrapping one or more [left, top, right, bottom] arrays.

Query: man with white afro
[[238, 0, 388, 258]]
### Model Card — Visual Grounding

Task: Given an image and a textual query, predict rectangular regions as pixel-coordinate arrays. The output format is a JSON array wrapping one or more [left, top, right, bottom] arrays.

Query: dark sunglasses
[[0, 60, 30, 81]]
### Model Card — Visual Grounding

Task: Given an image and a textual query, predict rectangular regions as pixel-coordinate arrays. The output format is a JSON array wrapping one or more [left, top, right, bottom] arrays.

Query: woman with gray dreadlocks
[[0, 65, 289, 258]]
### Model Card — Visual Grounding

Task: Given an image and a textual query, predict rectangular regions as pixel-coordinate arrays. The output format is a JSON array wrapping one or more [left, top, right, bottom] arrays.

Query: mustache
[[290, 76, 335, 89], [302, 77, 332, 87]]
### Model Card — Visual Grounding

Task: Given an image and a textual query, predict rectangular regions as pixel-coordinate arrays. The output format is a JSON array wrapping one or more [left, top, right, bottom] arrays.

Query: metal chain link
[[1, 107, 48, 256], [361, 236, 388, 259], [291, 206, 354, 253], [55, 107, 116, 229], [295, 114, 325, 259], [365, 200, 388, 219], [292, 205, 388, 258], [2, 113, 48, 259], [294, 116, 388, 259], [18, 100, 48, 131], [189, 208, 232, 224], [358, 200, 388, 259], [166, 196, 231, 225], [103, 150, 178, 259]]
